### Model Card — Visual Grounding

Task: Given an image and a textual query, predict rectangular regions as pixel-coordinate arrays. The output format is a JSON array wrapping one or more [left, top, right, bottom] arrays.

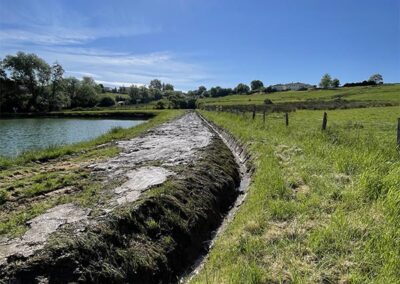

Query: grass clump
[[192, 106, 399, 283]]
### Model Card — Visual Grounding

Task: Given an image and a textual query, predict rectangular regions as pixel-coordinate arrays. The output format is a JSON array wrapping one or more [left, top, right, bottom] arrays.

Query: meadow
[[199, 84, 400, 106], [192, 105, 400, 283]]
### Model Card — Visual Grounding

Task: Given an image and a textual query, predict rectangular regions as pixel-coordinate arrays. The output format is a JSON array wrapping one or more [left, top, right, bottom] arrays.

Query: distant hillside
[[270, 82, 315, 91]]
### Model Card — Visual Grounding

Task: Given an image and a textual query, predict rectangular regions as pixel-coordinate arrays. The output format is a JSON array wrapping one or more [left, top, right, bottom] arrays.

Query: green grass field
[[192, 106, 400, 283], [199, 84, 400, 106]]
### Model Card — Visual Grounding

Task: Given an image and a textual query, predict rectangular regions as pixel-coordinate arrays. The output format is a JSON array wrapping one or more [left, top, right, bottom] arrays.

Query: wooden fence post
[[397, 118, 400, 148], [285, 112, 289, 126], [322, 112, 328, 130], [252, 106, 256, 120]]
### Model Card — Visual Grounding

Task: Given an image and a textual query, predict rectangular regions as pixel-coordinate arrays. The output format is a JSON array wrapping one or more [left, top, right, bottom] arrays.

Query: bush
[[343, 80, 377, 87], [98, 95, 115, 107], [154, 101, 165, 109], [264, 98, 273, 105]]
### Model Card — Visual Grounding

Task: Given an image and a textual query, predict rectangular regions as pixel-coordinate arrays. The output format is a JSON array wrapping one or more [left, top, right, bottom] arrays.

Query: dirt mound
[[0, 113, 241, 283]]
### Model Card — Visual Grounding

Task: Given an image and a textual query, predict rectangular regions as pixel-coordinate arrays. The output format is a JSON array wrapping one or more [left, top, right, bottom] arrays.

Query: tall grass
[[192, 106, 400, 283]]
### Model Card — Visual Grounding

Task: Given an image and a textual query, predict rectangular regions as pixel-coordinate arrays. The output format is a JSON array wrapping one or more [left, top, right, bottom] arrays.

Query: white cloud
[[41, 47, 208, 90], [95, 80, 145, 87], [0, 2, 210, 90]]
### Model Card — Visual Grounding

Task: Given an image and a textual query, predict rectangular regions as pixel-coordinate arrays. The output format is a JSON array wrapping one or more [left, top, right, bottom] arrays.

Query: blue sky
[[0, 0, 399, 90]]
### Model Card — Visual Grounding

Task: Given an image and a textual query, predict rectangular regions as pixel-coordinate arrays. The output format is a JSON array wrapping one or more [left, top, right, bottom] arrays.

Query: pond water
[[0, 118, 146, 157]]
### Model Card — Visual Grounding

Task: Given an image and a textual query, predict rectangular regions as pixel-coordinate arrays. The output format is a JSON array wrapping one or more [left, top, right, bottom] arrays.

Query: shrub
[[154, 101, 165, 109], [98, 95, 115, 107]]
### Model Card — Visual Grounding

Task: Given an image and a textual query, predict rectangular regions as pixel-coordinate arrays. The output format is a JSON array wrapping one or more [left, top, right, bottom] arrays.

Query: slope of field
[[199, 84, 400, 106], [192, 106, 400, 283]]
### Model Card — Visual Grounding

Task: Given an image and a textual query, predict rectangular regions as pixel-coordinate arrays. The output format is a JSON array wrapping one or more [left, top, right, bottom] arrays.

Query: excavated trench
[[0, 112, 250, 283]]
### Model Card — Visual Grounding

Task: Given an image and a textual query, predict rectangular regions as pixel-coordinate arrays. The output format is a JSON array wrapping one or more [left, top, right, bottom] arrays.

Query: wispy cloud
[[0, 0, 211, 90], [29, 47, 209, 90], [0, 23, 159, 46]]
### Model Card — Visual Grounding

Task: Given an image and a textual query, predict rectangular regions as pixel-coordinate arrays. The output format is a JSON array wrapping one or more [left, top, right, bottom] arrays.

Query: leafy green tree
[[369, 74, 383, 84], [98, 95, 115, 107], [198, 86, 207, 94], [332, 78, 340, 88], [98, 84, 105, 93], [2, 52, 51, 110], [82, 76, 96, 87], [163, 83, 174, 91], [129, 85, 140, 104], [73, 83, 98, 108], [49, 62, 65, 111], [64, 77, 80, 104], [149, 79, 162, 90], [150, 88, 163, 100], [250, 80, 264, 91], [0, 65, 7, 80], [235, 83, 250, 94], [319, 73, 332, 89], [139, 86, 150, 103]]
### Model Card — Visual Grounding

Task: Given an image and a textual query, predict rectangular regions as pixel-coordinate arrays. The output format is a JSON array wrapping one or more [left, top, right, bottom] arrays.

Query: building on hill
[[270, 82, 315, 91]]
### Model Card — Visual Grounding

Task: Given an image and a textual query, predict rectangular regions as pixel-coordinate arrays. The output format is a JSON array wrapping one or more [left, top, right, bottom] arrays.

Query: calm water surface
[[0, 118, 145, 157]]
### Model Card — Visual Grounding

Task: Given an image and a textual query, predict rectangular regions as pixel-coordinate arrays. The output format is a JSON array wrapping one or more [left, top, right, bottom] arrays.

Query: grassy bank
[[0, 110, 183, 237], [192, 106, 399, 283]]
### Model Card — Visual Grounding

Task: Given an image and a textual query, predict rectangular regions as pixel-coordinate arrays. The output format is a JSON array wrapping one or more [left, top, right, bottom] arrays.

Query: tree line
[[319, 73, 383, 89], [1, 52, 386, 112], [0, 52, 189, 112]]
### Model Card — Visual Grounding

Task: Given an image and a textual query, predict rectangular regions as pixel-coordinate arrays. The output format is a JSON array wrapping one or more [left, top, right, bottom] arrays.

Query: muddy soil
[[0, 112, 241, 283]]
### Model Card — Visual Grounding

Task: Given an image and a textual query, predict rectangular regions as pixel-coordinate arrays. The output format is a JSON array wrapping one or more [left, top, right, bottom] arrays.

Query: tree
[[129, 85, 140, 104], [73, 84, 98, 108], [319, 73, 332, 89], [98, 84, 105, 93], [250, 80, 264, 91], [197, 86, 207, 96], [150, 88, 163, 100], [98, 95, 115, 107], [198, 86, 207, 93], [64, 77, 80, 105], [163, 83, 174, 91], [0, 65, 7, 80], [139, 86, 150, 103], [82, 76, 96, 87], [149, 79, 162, 90], [234, 83, 250, 94], [369, 74, 383, 84], [2, 52, 51, 109], [49, 62, 65, 111], [332, 78, 340, 88]]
